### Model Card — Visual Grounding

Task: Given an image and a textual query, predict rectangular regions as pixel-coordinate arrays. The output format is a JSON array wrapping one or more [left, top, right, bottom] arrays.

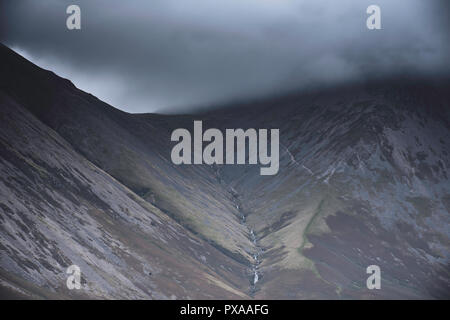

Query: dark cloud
[[1, 0, 449, 113]]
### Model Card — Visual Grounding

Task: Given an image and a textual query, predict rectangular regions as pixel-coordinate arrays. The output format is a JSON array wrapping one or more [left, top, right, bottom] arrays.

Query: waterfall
[[253, 271, 259, 284], [230, 192, 262, 293]]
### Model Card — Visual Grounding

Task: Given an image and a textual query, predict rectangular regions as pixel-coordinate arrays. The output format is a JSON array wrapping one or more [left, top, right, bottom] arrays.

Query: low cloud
[[1, 0, 449, 113]]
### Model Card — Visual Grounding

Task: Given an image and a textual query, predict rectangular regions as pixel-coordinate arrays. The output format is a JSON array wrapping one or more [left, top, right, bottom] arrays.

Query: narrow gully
[[232, 190, 263, 294], [213, 165, 263, 294]]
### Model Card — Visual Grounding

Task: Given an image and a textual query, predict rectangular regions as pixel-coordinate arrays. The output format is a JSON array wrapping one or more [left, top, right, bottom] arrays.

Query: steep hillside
[[0, 44, 256, 267], [205, 83, 450, 298], [0, 45, 251, 299]]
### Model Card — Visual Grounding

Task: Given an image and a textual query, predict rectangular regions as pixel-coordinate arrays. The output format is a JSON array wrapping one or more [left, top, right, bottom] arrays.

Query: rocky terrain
[[0, 43, 449, 299]]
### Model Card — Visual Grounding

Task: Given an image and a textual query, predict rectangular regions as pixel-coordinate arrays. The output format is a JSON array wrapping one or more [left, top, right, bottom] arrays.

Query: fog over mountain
[[1, 0, 449, 112], [1, 0, 449, 301]]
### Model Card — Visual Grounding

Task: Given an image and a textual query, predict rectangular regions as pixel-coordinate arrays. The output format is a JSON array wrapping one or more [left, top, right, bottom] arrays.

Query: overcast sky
[[1, 0, 449, 113]]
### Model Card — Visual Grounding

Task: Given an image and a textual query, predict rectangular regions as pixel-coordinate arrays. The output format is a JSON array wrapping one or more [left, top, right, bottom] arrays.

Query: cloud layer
[[1, 0, 449, 113]]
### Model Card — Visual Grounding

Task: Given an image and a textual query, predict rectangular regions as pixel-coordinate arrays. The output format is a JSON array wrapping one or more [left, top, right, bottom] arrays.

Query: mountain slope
[[0, 44, 449, 299], [0, 44, 255, 267], [205, 84, 450, 298], [0, 46, 251, 299]]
